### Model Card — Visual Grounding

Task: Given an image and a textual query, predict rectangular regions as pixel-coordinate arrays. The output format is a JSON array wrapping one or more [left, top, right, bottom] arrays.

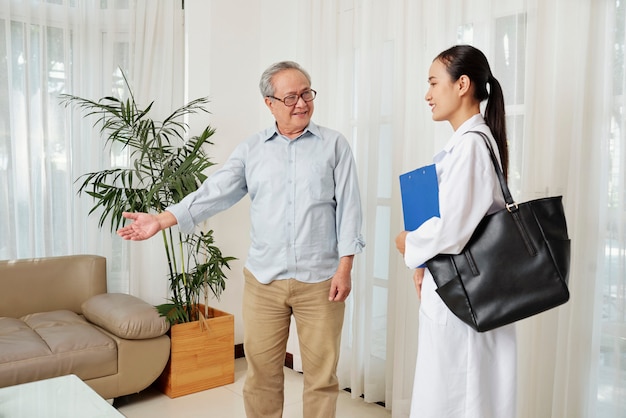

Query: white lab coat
[[405, 114, 517, 418]]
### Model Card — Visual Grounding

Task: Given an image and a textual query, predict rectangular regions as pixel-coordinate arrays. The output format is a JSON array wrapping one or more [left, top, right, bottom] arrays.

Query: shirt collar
[[434, 114, 487, 161], [262, 121, 321, 142]]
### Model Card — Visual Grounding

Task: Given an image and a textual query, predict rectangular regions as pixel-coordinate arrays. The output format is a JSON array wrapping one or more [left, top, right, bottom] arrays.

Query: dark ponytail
[[436, 45, 509, 181]]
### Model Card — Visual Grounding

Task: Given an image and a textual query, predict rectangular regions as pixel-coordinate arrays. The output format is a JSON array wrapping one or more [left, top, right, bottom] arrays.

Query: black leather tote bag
[[426, 132, 571, 332]]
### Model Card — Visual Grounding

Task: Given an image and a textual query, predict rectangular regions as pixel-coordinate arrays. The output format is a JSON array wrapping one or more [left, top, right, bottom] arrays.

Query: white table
[[0, 374, 125, 417]]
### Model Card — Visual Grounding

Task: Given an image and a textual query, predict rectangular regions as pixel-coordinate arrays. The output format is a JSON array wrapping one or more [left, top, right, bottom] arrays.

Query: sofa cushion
[[82, 293, 170, 340], [0, 318, 51, 362], [0, 310, 117, 388]]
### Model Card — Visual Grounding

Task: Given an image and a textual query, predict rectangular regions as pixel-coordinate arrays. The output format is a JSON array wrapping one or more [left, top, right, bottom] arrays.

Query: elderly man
[[117, 61, 364, 418]]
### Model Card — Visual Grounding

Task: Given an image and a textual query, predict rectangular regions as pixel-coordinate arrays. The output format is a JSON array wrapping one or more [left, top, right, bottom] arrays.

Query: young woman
[[395, 45, 517, 418]]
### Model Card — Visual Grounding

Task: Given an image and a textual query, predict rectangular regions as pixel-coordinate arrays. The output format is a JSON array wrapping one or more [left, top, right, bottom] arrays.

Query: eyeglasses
[[268, 89, 317, 106]]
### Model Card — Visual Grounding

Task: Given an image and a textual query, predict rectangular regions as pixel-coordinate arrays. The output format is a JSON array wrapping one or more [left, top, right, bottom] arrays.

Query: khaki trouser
[[242, 268, 345, 418]]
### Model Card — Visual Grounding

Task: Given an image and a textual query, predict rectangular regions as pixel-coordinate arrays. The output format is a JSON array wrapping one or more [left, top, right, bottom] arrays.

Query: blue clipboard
[[399, 164, 440, 231]]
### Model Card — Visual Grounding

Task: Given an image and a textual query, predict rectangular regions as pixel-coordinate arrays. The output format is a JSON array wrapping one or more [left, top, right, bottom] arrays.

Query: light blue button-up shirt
[[167, 121, 365, 284]]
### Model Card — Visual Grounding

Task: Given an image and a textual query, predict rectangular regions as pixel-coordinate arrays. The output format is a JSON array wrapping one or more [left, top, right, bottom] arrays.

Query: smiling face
[[424, 58, 465, 126], [264, 68, 314, 139]]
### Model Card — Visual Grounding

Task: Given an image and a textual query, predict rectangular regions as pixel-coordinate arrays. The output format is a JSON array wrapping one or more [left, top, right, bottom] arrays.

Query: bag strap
[[468, 130, 518, 212]]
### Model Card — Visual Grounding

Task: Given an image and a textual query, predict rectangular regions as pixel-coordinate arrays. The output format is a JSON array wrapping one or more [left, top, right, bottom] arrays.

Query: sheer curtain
[[4, 1, 625, 416], [304, 1, 625, 417], [0, 0, 183, 297]]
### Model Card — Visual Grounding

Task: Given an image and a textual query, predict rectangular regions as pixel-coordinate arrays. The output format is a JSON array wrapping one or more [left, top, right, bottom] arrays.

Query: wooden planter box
[[156, 306, 235, 398]]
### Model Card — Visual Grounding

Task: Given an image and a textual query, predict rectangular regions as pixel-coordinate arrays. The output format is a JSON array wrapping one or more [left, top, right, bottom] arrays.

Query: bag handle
[[468, 131, 537, 256], [468, 131, 518, 212]]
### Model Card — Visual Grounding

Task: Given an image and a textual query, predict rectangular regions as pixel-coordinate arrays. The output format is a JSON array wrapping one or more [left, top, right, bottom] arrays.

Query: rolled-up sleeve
[[334, 139, 366, 257]]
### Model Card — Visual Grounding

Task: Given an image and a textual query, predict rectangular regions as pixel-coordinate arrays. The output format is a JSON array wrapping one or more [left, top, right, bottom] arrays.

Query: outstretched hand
[[117, 212, 164, 241]]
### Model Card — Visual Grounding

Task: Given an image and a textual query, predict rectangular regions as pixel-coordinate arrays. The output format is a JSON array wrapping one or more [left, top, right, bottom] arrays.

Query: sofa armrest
[[82, 293, 170, 340]]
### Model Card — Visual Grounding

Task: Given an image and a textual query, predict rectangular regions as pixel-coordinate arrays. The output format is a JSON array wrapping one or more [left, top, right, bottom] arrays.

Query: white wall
[[184, 0, 302, 345]]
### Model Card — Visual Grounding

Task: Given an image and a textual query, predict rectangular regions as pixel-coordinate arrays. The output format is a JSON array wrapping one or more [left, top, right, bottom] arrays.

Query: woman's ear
[[457, 75, 471, 96]]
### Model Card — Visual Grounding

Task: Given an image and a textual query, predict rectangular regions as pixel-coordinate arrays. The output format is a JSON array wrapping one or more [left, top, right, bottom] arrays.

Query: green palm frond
[[63, 69, 235, 325]]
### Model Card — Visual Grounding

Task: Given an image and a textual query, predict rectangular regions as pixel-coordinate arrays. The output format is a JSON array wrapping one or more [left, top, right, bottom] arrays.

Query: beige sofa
[[0, 254, 171, 400]]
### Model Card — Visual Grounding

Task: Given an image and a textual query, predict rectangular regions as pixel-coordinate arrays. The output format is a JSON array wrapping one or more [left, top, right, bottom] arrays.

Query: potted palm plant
[[61, 72, 236, 397]]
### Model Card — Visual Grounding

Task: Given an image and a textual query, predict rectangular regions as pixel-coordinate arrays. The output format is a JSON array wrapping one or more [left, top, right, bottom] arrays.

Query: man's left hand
[[329, 269, 352, 302], [328, 255, 354, 302], [328, 256, 353, 302]]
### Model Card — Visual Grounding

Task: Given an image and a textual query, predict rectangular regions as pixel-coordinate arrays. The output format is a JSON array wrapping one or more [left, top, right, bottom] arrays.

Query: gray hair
[[259, 61, 312, 97]]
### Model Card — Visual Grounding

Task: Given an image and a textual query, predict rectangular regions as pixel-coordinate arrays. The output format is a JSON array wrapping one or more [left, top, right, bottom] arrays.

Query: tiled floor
[[115, 358, 391, 418]]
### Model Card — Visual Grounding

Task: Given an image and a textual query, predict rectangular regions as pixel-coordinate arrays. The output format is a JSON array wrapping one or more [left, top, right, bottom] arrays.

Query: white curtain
[[4, 1, 625, 416], [0, 0, 184, 296], [302, 1, 625, 417]]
